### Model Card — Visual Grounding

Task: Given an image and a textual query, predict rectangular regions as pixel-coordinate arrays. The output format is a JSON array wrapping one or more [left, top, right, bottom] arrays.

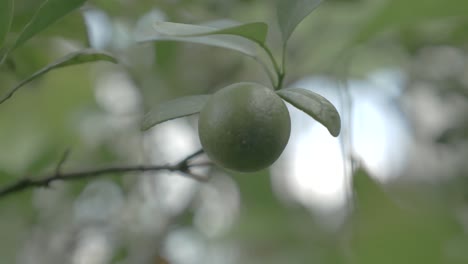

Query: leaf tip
[[330, 114, 341, 137]]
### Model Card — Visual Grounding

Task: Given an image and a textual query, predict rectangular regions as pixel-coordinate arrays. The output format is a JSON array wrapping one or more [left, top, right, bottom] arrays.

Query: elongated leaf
[[153, 21, 268, 45], [0, 0, 14, 49], [0, 49, 117, 105], [276, 0, 324, 42], [277, 88, 340, 137], [136, 23, 258, 57], [11, 0, 87, 51], [142, 95, 212, 130]]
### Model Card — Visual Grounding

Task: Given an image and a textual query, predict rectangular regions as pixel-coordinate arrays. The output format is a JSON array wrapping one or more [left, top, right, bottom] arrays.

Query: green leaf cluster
[[0, 0, 118, 105], [139, 0, 341, 139]]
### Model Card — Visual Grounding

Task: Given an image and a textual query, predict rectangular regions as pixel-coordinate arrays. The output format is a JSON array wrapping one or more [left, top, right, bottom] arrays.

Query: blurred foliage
[[348, 168, 468, 264], [0, 0, 467, 263]]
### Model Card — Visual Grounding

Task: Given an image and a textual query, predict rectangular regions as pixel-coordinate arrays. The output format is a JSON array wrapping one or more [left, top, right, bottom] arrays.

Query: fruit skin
[[198, 82, 291, 172]]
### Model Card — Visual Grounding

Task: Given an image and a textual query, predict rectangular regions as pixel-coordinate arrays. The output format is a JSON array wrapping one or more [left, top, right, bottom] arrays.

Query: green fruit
[[198, 82, 291, 172]]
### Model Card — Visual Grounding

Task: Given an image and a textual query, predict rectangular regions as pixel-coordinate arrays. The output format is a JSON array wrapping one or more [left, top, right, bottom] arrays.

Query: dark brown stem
[[0, 149, 207, 198]]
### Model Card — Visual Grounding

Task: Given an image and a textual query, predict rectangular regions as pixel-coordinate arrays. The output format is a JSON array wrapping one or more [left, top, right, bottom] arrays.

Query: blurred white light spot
[[152, 174, 198, 216], [144, 119, 201, 163], [272, 69, 410, 213], [164, 228, 205, 264], [95, 72, 141, 115], [144, 120, 202, 214], [72, 229, 111, 264], [287, 129, 347, 211], [194, 174, 240, 237], [74, 180, 124, 224], [352, 94, 410, 179], [367, 68, 406, 98], [83, 9, 113, 49], [404, 83, 457, 138]]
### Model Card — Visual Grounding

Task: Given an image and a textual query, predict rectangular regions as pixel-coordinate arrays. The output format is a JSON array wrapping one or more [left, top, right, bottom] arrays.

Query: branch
[[0, 149, 208, 198]]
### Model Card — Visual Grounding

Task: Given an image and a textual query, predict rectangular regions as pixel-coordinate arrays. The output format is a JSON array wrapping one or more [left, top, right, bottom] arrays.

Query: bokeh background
[[1, 0, 468, 263]]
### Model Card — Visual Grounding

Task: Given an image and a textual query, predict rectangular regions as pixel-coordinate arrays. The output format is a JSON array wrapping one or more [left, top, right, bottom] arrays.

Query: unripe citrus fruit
[[198, 82, 291, 172]]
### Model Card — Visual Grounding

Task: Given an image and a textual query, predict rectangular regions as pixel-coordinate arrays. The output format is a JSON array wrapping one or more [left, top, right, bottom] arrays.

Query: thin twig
[[178, 149, 204, 166], [55, 149, 71, 175], [0, 149, 207, 198], [258, 43, 282, 90]]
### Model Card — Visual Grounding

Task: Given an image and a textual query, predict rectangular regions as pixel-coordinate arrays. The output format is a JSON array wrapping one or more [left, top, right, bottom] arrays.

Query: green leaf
[[7, 1, 87, 44], [277, 88, 340, 137], [0, 49, 118, 105], [153, 21, 268, 45], [349, 168, 463, 264], [275, 0, 324, 42], [353, 0, 468, 44], [11, 0, 87, 51], [352, 167, 396, 213], [142, 95, 212, 131], [136, 23, 259, 57], [0, 0, 14, 50]]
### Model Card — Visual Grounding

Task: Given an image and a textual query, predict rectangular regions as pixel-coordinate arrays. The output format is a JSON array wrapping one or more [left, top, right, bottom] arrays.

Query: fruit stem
[[254, 57, 276, 88], [279, 43, 287, 89], [260, 43, 283, 90], [277, 71, 285, 90]]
